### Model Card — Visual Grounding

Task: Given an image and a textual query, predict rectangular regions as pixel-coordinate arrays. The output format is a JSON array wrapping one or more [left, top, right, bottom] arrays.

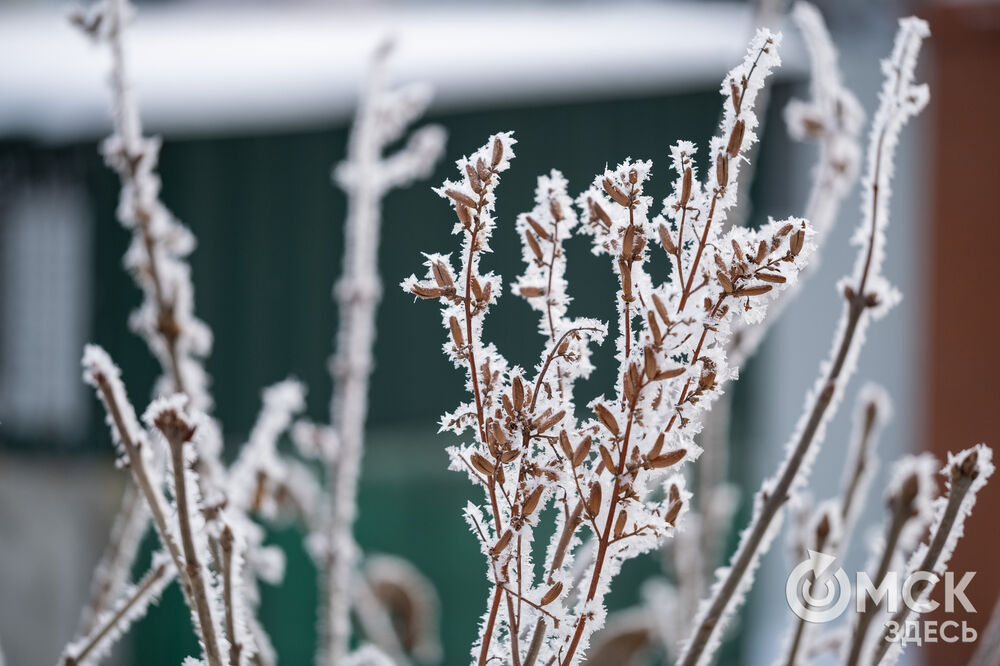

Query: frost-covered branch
[[871, 445, 994, 665], [405, 29, 818, 666], [62, 556, 174, 666], [71, 0, 212, 409], [146, 398, 226, 666], [320, 42, 445, 666], [677, 17, 930, 666]]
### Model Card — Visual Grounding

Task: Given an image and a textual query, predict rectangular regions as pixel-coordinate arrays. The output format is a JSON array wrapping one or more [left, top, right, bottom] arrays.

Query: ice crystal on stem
[[406, 29, 816, 666]]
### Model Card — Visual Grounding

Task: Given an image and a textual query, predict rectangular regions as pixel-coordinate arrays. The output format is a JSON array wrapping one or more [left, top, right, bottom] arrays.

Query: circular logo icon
[[785, 550, 852, 623]]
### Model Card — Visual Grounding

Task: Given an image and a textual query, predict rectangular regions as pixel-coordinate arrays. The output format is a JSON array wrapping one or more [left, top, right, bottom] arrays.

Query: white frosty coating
[[73, 0, 214, 412], [677, 18, 930, 666], [405, 29, 819, 666], [321, 42, 446, 666], [362, 554, 442, 664], [61, 553, 175, 666], [730, 1, 864, 368]]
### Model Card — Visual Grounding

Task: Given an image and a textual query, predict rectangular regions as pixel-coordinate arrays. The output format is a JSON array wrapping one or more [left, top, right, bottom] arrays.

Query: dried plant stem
[[843, 503, 908, 666], [93, 376, 187, 589], [162, 420, 224, 666], [64, 561, 172, 666], [870, 469, 977, 665], [220, 527, 241, 666], [322, 45, 444, 664]]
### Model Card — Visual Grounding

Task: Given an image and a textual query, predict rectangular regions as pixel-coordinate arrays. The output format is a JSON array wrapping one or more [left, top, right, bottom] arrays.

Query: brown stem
[[161, 417, 224, 666], [221, 526, 242, 666], [64, 562, 171, 666]]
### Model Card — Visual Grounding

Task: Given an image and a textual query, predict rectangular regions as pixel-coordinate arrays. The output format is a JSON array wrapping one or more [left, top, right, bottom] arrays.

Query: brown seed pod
[[523, 486, 544, 517], [599, 445, 617, 472], [654, 367, 685, 381], [491, 529, 513, 557], [519, 286, 546, 298], [643, 346, 658, 380], [540, 582, 563, 606], [734, 284, 773, 297], [755, 239, 767, 264], [410, 284, 444, 299], [648, 433, 665, 459], [456, 203, 472, 227], [500, 449, 520, 464], [512, 376, 524, 412], [614, 510, 628, 539], [432, 261, 454, 289], [603, 178, 631, 208], [527, 215, 551, 241], [717, 270, 734, 294], [727, 119, 745, 158], [649, 449, 687, 469], [587, 482, 603, 517], [651, 293, 670, 325], [756, 272, 786, 284], [658, 223, 677, 255], [536, 410, 566, 433], [476, 157, 490, 183], [573, 435, 592, 467], [647, 312, 663, 346], [590, 199, 612, 229], [731, 239, 745, 263], [730, 80, 741, 113], [470, 453, 495, 477], [665, 486, 683, 526], [525, 231, 544, 262], [559, 430, 574, 460], [449, 316, 464, 347], [466, 163, 484, 194], [489, 421, 508, 447], [471, 277, 484, 301], [445, 188, 478, 210], [716, 154, 729, 189], [491, 138, 504, 166], [594, 403, 620, 436], [790, 228, 805, 256], [549, 198, 563, 221], [680, 167, 692, 207]]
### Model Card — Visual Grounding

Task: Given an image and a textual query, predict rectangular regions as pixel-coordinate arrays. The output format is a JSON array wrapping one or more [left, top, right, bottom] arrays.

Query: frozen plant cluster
[[403, 29, 823, 666]]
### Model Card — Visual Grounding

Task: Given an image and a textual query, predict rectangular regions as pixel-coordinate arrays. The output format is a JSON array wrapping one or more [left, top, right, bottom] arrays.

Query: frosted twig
[[872, 445, 994, 665], [62, 557, 174, 666], [677, 17, 930, 666], [320, 41, 445, 666], [147, 400, 225, 666]]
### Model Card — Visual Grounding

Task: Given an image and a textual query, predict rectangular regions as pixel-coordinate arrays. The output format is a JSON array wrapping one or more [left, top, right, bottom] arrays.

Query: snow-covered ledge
[[0, 2, 801, 142]]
